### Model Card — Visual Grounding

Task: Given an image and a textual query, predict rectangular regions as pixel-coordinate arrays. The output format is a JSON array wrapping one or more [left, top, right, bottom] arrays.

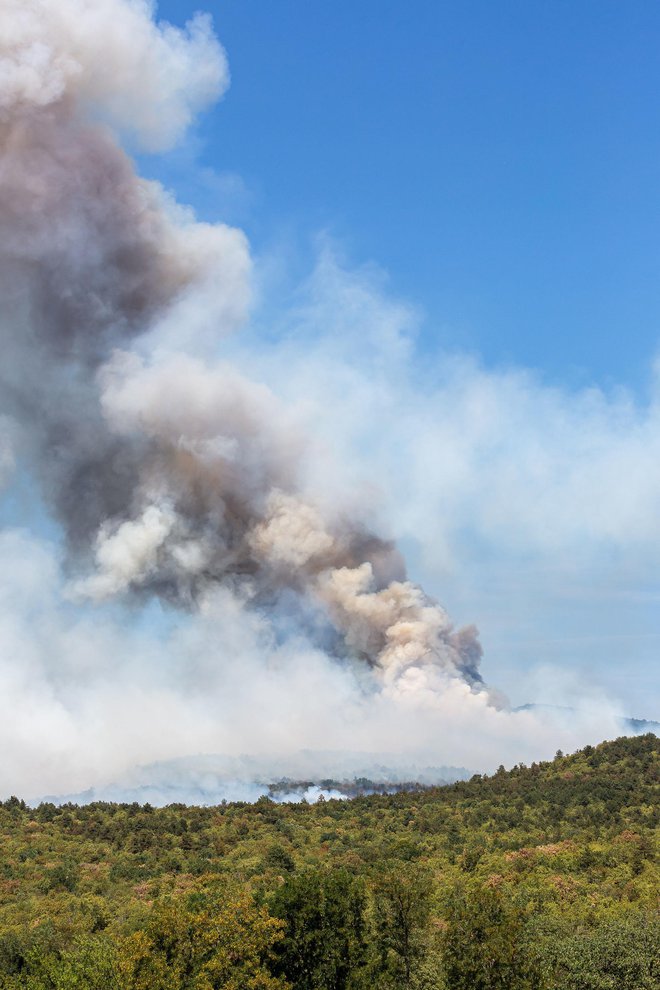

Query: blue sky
[[154, 0, 660, 391]]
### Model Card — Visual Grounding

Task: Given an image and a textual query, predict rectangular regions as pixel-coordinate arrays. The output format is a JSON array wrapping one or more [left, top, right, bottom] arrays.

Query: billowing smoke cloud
[[1, 0, 227, 149], [0, 0, 484, 713], [0, 1, 651, 803], [0, 527, 627, 802]]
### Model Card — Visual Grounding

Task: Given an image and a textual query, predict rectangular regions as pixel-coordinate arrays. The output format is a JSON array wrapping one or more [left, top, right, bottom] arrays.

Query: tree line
[[0, 734, 657, 988]]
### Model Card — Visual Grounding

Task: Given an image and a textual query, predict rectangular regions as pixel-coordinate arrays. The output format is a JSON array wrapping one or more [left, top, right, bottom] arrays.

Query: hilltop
[[0, 734, 657, 988]]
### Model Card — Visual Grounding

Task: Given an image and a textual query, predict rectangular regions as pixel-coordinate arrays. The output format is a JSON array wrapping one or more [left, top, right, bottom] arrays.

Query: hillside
[[0, 734, 657, 988]]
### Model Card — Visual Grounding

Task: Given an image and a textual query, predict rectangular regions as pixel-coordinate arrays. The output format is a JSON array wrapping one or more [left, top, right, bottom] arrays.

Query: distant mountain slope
[[41, 712, 659, 807], [42, 751, 472, 806], [513, 703, 659, 735], [624, 716, 660, 733]]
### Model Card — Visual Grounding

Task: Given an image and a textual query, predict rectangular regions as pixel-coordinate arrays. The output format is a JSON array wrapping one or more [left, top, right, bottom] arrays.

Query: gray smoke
[[0, 0, 485, 701]]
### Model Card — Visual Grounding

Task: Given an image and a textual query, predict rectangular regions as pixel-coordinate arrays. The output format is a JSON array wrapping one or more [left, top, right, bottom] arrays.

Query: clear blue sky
[[154, 0, 660, 392]]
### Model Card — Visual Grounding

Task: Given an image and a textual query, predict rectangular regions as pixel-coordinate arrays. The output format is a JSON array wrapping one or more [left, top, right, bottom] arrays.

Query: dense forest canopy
[[0, 734, 657, 988]]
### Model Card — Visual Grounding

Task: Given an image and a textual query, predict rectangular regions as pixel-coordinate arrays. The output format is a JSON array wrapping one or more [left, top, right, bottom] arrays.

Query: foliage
[[537, 913, 659, 989], [442, 885, 543, 989], [0, 734, 656, 989], [269, 869, 367, 989], [371, 864, 434, 987], [118, 883, 286, 989]]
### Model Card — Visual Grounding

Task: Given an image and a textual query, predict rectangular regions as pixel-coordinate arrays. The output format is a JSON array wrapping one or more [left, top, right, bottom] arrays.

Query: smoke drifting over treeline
[[0, 0, 644, 801]]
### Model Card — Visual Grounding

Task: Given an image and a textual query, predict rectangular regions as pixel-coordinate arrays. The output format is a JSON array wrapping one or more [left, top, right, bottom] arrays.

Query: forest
[[0, 734, 656, 989]]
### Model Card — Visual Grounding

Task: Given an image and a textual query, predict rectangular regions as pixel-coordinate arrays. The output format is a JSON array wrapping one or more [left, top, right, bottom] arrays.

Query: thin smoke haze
[[0, 0, 643, 803]]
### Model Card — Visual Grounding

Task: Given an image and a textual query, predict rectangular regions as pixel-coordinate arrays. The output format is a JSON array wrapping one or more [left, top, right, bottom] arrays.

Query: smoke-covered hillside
[[42, 751, 473, 806], [41, 711, 656, 805]]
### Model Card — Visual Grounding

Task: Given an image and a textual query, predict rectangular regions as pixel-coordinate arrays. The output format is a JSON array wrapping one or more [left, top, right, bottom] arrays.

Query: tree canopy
[[0, 734, 656, 989]]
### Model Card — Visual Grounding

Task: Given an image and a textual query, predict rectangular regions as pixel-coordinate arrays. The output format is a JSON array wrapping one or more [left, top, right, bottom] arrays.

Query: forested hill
[[0, 734, 657, 988]]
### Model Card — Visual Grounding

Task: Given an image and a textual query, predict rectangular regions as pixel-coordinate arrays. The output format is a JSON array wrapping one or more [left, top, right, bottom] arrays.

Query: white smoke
[[237, 249, 660, 713], [75, 503, 176, 600], [0, 528, 627, 802], [0, 0, 652, 802], [0, 0, 227, 150], [0, 0, 487, 719]]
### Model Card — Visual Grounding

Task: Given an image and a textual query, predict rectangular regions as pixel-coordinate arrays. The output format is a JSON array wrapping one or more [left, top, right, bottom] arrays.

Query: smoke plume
[[0, 0, 485, 709]]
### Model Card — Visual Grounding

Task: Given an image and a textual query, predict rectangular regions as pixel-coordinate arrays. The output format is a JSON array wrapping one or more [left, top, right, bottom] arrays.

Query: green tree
[[118, 883, 288, 990], [269, 868, 367, 990], [262, 844, 296, 874], [3, 935, 120, 990], [543, 914, 659, 990], [371, 864, 434, 988], [442, 885, 544, 990]]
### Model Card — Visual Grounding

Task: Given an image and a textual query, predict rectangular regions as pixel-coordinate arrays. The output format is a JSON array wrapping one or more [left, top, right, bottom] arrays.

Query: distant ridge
[[42, 752, 472, 807], [624, 716, 660, 733], [513, 704, 659, 735], [40, 715, 659, 807]]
